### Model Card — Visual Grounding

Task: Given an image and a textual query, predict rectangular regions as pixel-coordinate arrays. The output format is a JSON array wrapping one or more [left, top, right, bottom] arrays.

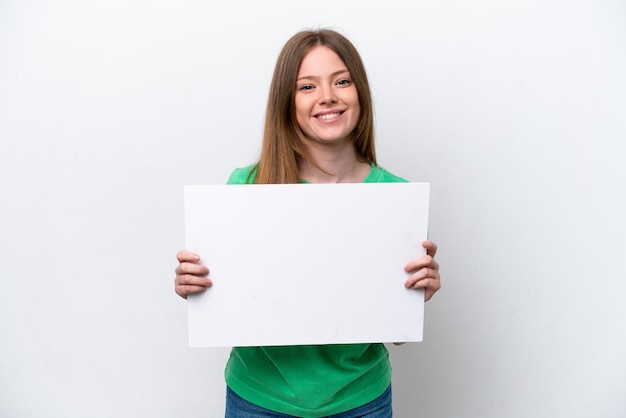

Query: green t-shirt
[[224, 163, 408, 417]]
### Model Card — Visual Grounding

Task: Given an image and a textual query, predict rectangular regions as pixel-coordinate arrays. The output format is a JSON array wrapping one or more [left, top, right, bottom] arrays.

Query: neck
[[299, 141, 371, 183]]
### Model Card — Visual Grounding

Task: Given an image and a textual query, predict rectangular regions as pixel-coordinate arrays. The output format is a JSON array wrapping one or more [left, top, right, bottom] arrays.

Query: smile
[[317, 112, 342, 120]]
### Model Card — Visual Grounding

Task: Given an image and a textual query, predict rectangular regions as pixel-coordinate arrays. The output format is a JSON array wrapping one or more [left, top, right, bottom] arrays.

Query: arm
[[174, 250, 212, 299]]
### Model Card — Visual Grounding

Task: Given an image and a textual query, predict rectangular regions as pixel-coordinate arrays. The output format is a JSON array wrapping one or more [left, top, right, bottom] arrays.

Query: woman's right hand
[[174, 250, 212, 299]]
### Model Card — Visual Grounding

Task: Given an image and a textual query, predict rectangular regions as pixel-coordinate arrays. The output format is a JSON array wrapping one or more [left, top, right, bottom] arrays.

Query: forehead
[[298, 45, 348, 76]]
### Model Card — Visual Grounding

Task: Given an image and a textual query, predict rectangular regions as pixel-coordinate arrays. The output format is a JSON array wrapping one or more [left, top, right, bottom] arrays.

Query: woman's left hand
[[404, 240, 441, 301]]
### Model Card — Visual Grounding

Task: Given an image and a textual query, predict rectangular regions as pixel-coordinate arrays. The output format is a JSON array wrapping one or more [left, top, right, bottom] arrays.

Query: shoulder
[[364, 165, 408, 183], [227, 165, 258, 184]]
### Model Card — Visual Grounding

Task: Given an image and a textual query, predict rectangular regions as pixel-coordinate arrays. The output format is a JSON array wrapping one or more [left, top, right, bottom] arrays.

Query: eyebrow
[[297, 69, 350, 82]]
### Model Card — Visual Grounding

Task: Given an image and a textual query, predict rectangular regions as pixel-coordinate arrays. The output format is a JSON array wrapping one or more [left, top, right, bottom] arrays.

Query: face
[[294, 45, 360, 146]]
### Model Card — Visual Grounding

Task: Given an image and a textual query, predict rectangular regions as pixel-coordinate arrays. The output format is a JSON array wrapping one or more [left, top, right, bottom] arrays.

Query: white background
[[1, 0, 625, 417]]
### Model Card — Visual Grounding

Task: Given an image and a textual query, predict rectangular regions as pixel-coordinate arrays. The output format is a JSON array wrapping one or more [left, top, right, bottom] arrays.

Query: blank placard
[[185, 182, 430, 347]]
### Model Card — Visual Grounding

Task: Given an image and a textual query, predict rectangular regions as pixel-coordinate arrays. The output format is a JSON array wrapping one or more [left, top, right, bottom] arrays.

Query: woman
[[175, 28, 441, 417]]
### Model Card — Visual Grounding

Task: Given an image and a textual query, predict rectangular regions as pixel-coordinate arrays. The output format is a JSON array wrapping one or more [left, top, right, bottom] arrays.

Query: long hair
[[252, 28, 377, 184]]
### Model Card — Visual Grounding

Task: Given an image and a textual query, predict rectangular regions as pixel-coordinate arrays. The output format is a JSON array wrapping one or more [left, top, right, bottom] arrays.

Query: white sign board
[[184, 182, 430, 347]]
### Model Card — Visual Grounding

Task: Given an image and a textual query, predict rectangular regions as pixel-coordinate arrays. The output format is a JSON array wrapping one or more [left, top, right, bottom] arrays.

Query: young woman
[[175, 28, 441, 417]]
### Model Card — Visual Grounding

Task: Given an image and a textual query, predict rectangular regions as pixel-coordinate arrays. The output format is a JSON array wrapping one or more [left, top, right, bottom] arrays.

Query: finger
[[175, 274, 212, 299], [177, 250, 200, 263], [406, 277, 441, 300], [404, 268, 439, 288], [176, 273, 212, 287], [175, 261, 209, 276], [404, 254, 435, 273], [175, 283, 211, 299], [422, 240, 438, 257]]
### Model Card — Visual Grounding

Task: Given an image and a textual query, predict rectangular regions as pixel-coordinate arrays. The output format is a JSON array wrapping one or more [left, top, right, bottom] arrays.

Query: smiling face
[[294, 45, 361, 147]]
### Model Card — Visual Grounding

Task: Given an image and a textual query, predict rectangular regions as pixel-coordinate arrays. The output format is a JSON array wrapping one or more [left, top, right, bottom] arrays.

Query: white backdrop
[[1, 1, 625, 417]]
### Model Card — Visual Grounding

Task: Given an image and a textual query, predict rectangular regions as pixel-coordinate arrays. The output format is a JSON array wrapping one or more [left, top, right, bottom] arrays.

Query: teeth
[[318, 112, 340, 120]]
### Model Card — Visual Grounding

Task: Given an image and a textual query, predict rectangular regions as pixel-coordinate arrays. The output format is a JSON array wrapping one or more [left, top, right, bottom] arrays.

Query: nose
[[321, 95, 337, 105], [319, 87, 337, 105]]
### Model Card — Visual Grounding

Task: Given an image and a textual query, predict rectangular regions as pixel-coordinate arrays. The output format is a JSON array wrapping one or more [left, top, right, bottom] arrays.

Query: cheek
[[344, 90, 361, 116], [294, 98, 310, 126]]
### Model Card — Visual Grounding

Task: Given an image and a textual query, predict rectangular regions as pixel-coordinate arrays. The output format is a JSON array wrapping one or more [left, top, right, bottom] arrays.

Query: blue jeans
[[225, 385, 392, 417]]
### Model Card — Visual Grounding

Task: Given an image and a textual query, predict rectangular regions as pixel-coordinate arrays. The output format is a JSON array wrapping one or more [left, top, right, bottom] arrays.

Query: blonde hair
[[252, 28, 377, 184]]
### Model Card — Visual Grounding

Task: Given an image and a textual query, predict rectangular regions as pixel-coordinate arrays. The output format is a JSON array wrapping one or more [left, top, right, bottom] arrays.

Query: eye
[[336, 78, 352, 86], [298, 84, 314, 91]]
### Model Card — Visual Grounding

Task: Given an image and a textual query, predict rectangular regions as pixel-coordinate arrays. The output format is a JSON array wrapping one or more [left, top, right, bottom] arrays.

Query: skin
[[295, 46, 370, 183], [174, 45, 441, 305], [175, 250, 210, 299], [295, 46, 361, 150]]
